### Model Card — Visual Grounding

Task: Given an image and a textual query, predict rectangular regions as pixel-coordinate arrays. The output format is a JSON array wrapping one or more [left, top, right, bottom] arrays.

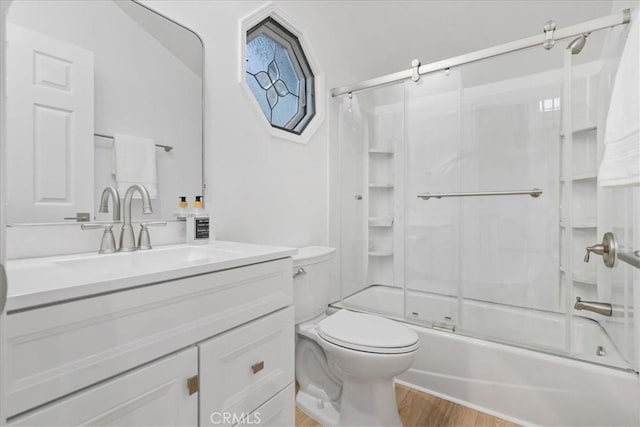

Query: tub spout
[[574, 297, 612, 317]]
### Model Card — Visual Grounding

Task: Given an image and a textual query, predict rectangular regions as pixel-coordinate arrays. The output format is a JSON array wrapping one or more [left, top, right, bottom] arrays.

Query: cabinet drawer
[[8, 347, 197, 426], [199, 307, 294, 426], [235, 383, 295, 427], [6, 258, 292, 416]]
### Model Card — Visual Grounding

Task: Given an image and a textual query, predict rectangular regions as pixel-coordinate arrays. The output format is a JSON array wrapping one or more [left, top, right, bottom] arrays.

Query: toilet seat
[[318, 310, 419, 354]]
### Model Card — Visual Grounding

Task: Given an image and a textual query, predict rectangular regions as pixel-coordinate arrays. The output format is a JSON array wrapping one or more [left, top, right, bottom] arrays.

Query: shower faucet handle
[[584, 232, 617, 268]]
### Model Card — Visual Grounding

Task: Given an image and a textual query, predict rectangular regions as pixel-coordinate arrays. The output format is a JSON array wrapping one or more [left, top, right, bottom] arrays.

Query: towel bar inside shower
[[417, 189, 543, 200]]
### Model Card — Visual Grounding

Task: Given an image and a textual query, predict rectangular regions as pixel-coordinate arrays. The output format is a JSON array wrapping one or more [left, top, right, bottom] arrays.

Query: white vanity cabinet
[[9, 348, 199, 426], [199, 307, 294, 426], [5, 254, 295, 426]]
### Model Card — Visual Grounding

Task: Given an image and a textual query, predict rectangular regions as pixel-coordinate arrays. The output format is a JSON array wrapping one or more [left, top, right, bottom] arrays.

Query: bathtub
[[331, 285, 640, 426]]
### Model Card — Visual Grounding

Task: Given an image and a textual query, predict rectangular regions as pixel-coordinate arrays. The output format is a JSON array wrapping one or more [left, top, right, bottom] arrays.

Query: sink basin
[[55, 245, 229, 276]]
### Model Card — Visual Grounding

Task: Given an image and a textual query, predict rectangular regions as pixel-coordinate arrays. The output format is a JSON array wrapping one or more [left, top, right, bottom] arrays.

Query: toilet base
[[296, 389, 340, 427], [340, 378, 402, 427]]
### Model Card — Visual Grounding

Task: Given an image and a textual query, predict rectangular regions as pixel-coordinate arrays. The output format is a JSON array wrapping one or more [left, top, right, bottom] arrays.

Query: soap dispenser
[[186, 196, 210, 244], [174, 196, 188, 220]]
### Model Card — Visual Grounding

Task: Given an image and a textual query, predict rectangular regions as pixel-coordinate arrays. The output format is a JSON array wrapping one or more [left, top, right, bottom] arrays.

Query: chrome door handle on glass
[[137, 221, 167, 251], [584, 232, 617, 268], [81, 223, 117, 254]]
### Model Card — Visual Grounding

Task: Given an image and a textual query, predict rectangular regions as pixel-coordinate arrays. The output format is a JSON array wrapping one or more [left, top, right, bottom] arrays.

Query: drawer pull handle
[[187, 375, 199, 395], [293, 267, 306, 278], [251, 361, 264, 374]]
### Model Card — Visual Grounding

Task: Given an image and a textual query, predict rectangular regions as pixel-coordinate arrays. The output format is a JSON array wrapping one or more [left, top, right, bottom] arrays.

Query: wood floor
[[295, 384, 518, 427]]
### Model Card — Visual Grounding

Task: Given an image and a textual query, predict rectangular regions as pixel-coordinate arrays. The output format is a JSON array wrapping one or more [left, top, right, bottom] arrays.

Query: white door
[[6, 23, 94, 224], [7, 347, 198, 426]]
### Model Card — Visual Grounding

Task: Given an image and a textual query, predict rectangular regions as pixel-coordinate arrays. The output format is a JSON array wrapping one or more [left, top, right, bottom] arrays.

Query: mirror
[[5, 0, 203, 225]]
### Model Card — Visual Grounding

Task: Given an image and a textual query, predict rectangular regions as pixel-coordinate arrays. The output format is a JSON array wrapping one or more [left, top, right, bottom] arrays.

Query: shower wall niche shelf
[[369, 217, 394, 227], [368, 248, 394, 257], [559, 124, 597, 137], [560, 172, 597, 182], [365, 108, 401, 289]]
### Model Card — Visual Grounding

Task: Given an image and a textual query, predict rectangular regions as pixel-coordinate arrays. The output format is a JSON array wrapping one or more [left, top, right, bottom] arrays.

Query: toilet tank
[[292, 246, 336, 324]]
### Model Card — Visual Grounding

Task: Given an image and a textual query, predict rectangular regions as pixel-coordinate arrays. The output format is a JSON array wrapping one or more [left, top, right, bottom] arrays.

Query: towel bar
[[417, 189, 543, 200], [94, 133, 173, 152]]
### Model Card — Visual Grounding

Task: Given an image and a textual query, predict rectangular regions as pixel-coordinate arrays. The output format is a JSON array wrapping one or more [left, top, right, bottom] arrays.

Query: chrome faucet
[[98, 186, 121, 221], [574, 297, 612, 317], [119, 184, 153, 252]]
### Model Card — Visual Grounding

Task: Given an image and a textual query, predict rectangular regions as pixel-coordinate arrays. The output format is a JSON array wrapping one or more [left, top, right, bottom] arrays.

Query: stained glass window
[[246, 17, 315, 135]]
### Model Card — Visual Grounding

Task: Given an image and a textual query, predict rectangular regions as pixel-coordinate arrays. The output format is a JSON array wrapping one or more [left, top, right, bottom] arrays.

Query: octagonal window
[[246, 17, 315, 135]]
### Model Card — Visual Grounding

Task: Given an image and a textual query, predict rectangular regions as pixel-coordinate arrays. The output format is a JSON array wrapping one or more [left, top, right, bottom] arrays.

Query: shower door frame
[[331, 9, 631, 97]]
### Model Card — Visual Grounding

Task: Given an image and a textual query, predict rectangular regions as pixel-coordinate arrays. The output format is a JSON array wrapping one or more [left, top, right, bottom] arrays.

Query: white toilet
[[293, 247, 419, 427]]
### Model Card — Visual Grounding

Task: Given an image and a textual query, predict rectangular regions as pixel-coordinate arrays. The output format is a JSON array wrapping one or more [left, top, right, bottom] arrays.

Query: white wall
[[141, 0, 615, 251]]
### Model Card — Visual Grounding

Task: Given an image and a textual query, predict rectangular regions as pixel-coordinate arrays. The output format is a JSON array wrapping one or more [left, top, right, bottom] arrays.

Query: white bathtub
[[332, 285, 640, 426]]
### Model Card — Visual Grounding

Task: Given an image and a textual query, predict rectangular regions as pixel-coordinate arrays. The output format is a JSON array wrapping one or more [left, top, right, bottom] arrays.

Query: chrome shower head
[[567, 33, 589, 55]]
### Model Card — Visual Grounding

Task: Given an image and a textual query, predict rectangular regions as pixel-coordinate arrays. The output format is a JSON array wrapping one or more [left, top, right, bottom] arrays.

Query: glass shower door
[[338, 84, 405, 319], [403, 70, 463, 330]]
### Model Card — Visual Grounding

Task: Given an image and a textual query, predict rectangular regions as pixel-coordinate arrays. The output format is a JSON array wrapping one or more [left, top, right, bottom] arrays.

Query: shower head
[[567, 33, 589, 55]]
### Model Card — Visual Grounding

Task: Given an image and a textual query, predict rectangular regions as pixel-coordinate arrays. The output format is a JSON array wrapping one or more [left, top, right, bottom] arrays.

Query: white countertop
[[6, 241, 297, 312]]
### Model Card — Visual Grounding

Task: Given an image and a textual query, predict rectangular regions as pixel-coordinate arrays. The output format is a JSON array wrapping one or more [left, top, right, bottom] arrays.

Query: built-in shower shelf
[[369, 148, 394, 155], [560, 221, 597, 229], [573, 272, 597, 285], [368, 248, 393, 257], [369, 182, 394, 188], [560, 267, 597, 285], [560, 124, 597, 137], [369, 217, 394, 227], [560, 171, 597, 182]]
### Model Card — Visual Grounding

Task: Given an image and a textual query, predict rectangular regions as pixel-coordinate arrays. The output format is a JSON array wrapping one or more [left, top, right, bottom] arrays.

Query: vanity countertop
[[6, 241, 297, 312]]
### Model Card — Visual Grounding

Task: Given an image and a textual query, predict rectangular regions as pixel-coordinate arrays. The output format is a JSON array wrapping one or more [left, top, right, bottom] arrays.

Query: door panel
[[6, 23, 94, 223]]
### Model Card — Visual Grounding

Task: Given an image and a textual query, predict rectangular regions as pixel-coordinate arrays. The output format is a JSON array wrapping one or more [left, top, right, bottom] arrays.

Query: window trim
[[239, 4, 324, 144]]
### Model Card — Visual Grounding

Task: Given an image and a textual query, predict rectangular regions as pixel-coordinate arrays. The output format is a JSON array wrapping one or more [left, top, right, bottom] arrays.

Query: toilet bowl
[[293, 247, 419, 426]]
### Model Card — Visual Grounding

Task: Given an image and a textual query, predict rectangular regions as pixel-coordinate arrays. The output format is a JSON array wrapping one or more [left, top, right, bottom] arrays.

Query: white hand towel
[[599, 10, 640, 187], [112, 134, 158, 198]]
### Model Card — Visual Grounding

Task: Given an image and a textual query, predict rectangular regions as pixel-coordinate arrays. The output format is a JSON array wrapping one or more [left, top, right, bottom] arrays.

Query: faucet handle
[[584, 232, 617, 268], [137, 221, 167, 251], [81, 223, 117, 254]]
